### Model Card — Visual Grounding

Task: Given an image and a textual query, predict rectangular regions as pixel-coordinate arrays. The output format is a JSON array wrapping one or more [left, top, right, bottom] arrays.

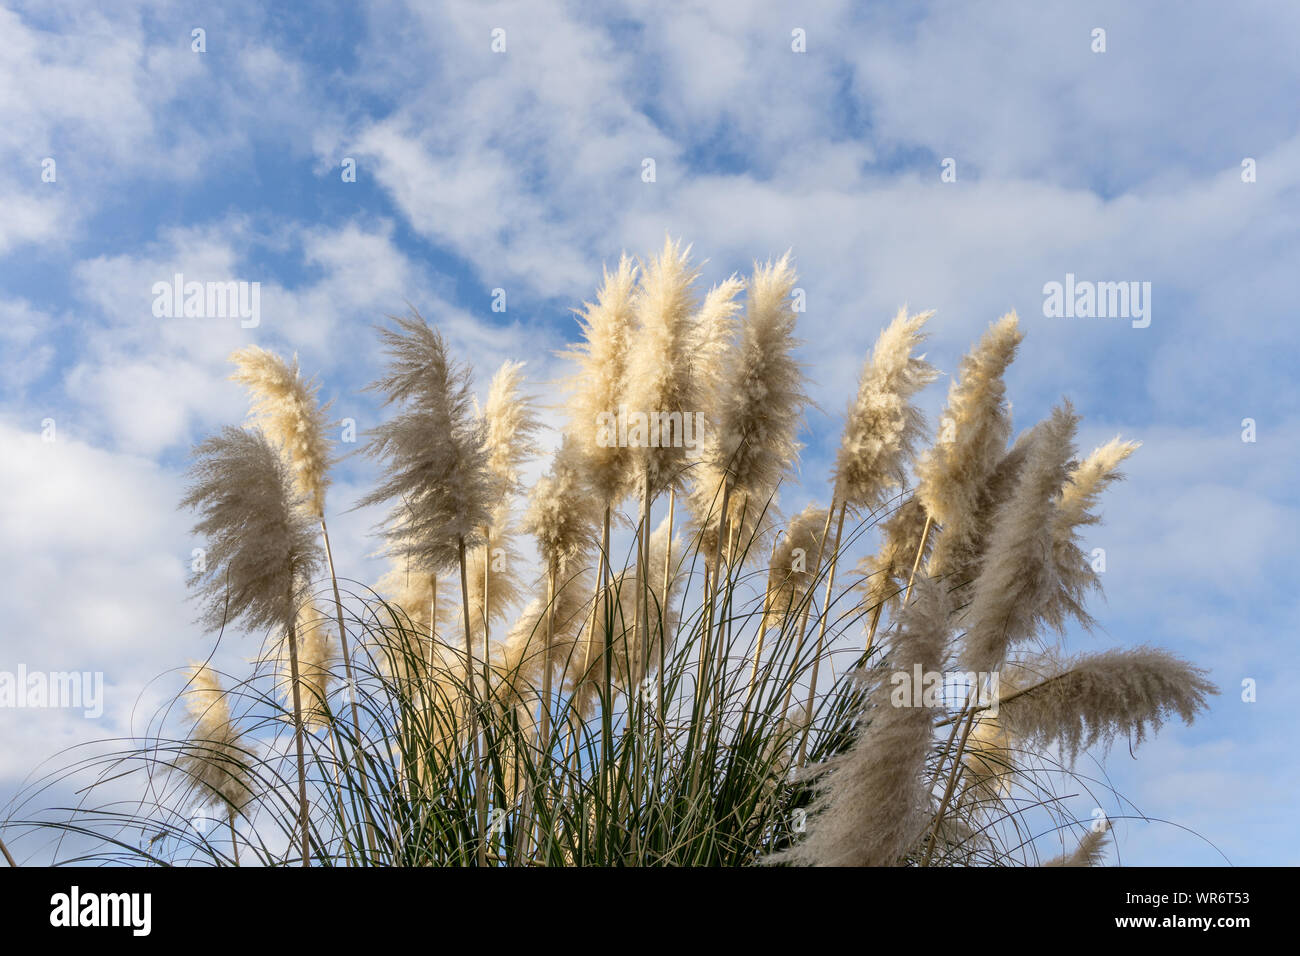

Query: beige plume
[[229, 346, 333, 518], [562, 255, 638, 505], [624, 237, 703, 496], [358, 310, 492, 575], [1043, 825, 1110, 867], [960, 403, 1077, 673], [178, 664, 257, 813], [998, 647, 1216, 762], [774, 579, 951, 866], [834, 308, 938, 513], [917, 313, 1023, 577], [182, 426, 323, 634]]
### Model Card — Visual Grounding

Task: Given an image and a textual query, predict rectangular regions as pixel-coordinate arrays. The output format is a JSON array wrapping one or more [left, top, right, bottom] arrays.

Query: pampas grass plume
[[918, 312, 1023, 575], [1043, 824, 1109, 867], [359, 310, 491, 573], [834, 308, 938, 512], [562, 255, 638, 504], [229, 346, 333, 518], [182, 426, 323, 633], [178, 664, 256, 812], [1000, 647, 1216, 762], [960, 403, 1077, 673], [624, 237, 702, 494], [774, 579, 950, 866]]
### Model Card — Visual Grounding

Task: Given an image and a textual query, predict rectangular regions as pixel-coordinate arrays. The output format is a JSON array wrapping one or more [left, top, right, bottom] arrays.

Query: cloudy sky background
[[1, 0, 1297, 864]]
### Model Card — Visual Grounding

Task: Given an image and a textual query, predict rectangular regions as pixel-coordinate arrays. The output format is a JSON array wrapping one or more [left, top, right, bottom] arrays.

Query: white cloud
[[3, 0, 1298, 864]]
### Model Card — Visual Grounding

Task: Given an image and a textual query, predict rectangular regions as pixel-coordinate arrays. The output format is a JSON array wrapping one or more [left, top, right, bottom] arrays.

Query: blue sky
[[1, 0, 1297, 865]]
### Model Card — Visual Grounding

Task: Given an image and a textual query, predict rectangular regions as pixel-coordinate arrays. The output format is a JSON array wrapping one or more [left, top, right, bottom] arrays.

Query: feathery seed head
[[918, 312, 1023, 575], [624, 237, 703, 495], [182, 425, 323, 634], [765, 503, 829, 623], [960, 403, 1078, 673], [229, 346, 334, 518], [562, 255, 639, 504], [687, 275, 745, 405], [481, 359, 542, 526], [690, 254, 808, 559], [857, 495, 931, 620], [834, 308, 939, 512], [567, 516, 681, 711], [1000, 647, 1216, 762], [774, 578, 951, 866], [178, 663, 257, 812], [358, 310, 492, 573], [1056, 437, 1141, 535], [1043, 826, 1110, 867], [498, 565, 596, 705], [522, 435, 603, 576]]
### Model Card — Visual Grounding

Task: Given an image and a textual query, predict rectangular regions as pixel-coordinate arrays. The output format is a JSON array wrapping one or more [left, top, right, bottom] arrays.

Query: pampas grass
[[359, 312, 492, 572], [562, 254, 638, 507], [1044, 825, 1110, 867], [178, 664, 257, 807], [961, 403, 1078, 674], [358, 309, 495, 864], [834, 308, 939, 514], [917, 312, 1023, 579], [229, 346, 333, 518], [624, 237, 702, 497], [230, 345, 373, 851], [998, 648, 1216, 762], [16, 240, 1217, 870], [181, 426, 322, 865], [692, 254, 807, 562], [181, 426, 323, 634], [177, 664, 257, 864], [773, 579, 952, 866]]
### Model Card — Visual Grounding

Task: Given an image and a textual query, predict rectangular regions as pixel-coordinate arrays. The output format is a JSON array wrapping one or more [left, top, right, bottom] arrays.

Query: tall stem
[[780, 504, 835, 722], [578, 505, 611, 696], [797, 500, 847, 767], [749, 532, 784, 696], [285, 603, 312, 867], [922, 704, 977, 866], [656, 488, 674, 766], [578, 507, 613, 844], [459, 536, 488, 867], [429, 572, 437, 669], [688, 480, 730, 803], [638, 469, 652, 690], [540, 567, 557, 757], [715, 498, 742, 691], [866, 512, 933, 656], [903, 513, 932, 602], [749, 607, 770, 690], [632, 469, 655, 863], [228, 807, 240, 867], [599, 505, 614, 847], [698, 481, 731, 718], [482, 532, 492, 671], [320, 518, 377, 856]]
